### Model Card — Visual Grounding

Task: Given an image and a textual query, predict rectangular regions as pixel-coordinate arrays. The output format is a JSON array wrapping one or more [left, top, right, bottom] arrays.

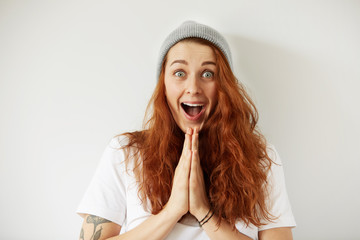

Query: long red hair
[[116, 38, 273, 228]]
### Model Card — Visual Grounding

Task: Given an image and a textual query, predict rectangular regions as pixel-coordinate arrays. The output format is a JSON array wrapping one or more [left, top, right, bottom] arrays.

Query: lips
[[181, 102, 205, 121]]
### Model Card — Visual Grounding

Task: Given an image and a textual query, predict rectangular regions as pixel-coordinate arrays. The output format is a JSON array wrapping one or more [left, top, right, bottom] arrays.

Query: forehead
[[166, 41, 216, 62]]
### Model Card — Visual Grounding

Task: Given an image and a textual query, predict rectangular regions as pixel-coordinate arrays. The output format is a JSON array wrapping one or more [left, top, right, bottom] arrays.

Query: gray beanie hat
[[157, 21, 233, 80]]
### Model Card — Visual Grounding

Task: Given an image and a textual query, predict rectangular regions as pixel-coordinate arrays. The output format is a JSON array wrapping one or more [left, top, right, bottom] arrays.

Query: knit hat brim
[[156, 21, 233, 80]]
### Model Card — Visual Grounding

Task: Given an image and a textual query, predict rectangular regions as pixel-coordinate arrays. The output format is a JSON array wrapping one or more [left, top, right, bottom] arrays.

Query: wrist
[[197, 207, 214, 227], [162, 204, 186, 222], [193, 206, 211, 222]]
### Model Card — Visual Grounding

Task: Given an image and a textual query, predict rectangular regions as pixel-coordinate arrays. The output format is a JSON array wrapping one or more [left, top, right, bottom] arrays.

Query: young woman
[[77, 21, 296, 240]]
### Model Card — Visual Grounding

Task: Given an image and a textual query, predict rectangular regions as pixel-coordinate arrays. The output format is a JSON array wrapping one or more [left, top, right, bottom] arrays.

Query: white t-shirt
[[77, 137, 296, 240]]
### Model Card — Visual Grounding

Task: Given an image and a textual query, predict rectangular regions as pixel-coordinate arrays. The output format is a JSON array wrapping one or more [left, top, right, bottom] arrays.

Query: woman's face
[[164, 40, 218, 133]]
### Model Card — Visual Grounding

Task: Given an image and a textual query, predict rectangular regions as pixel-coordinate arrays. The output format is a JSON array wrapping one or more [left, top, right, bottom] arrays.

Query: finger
[[191, 131, 203, 180], [181, 128, 192, 156], [190, 151, 196, 179], [186, 127, 193, 151], [183, 148, 192, 173], [191, 128, 199, 174], [192, 127, 199, 152], [178, 128, 193, 169], [175, 150, 191, 180], [191, 148, 200, 169]]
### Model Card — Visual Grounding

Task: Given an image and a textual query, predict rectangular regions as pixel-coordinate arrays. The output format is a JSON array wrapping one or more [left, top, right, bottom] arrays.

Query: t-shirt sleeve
[[76, 137, 128, 226], [258, 144, 296, 231]]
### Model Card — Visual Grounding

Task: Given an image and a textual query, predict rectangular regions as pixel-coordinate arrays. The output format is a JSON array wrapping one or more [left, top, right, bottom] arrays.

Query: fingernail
[[187, 127, 193, 135]]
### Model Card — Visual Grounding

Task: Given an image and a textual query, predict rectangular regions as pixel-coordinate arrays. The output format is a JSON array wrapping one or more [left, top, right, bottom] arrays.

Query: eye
[[202, 71, 214, 78], [174, 71, 186, 77]]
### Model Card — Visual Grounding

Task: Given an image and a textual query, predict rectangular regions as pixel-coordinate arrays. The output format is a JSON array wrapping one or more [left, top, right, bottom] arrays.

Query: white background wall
[[1, 0, 359, 239]]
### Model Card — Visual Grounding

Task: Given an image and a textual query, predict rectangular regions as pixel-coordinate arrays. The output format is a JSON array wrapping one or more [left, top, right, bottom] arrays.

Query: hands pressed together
[[165, 127, 211, 222]]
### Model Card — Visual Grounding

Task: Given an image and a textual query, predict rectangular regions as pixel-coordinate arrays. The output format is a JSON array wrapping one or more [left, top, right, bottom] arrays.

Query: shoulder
[[105, 133, 138, 158], [265, 143, 282, 166], [104, 133, 142, 171], [109, 132, 144, 151], [94, 135, 134, 173], [108, 134, 130, 150], [101, 136, 126, 163]]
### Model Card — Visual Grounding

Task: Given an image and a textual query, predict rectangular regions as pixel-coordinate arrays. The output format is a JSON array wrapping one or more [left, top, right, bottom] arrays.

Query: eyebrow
[[201, 61, 216, 66], [170, 60, 187, 66], [170, 60, 216, 66]]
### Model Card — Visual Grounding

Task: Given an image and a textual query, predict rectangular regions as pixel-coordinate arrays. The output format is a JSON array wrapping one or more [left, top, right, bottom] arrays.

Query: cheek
[[165, 81, 183, 104], [165, 86, 179, 109]]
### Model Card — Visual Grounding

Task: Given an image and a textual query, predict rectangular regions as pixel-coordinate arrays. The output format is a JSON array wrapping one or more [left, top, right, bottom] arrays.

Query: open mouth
[[181, 102, 204, 118]]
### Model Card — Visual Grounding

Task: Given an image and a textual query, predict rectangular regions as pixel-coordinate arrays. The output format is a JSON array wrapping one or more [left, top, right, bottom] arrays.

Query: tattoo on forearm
[[86, 215, 111, 240]]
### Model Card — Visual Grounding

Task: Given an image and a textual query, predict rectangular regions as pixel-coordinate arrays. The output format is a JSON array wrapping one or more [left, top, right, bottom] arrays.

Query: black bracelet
[[198, 208, 211, 224], [199, 210, 214, 227]]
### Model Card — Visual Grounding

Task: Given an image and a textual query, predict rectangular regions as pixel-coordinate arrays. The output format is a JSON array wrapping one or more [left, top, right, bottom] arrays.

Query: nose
[[185, 74, 202, 95]]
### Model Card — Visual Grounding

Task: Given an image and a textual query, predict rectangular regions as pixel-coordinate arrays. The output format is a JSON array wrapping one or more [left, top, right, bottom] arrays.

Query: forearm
[[106, 208, 181, 240]]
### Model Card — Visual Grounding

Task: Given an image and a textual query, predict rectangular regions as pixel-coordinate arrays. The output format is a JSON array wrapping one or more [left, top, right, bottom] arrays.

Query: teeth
[[182, 103, 204, 107]]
